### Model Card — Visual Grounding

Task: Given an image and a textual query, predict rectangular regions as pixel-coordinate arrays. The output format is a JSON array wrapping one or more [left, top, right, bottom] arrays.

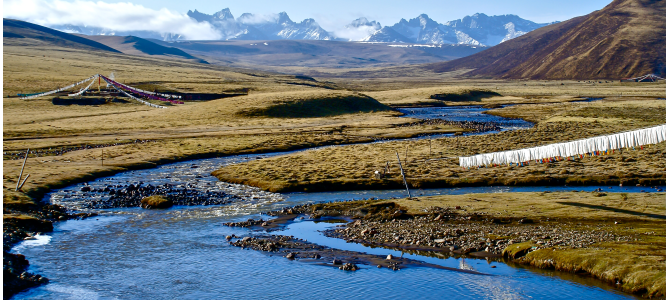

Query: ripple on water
[[13, 106, 644, 300]]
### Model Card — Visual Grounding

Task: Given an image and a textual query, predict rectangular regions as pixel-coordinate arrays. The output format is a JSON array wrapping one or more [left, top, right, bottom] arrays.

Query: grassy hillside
[[81, 35, 208, 64], [3, 18, 120, 53], [424, 0, 666, 80]]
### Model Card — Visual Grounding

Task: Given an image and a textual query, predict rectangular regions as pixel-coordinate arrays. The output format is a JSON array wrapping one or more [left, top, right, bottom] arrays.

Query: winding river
[[11, 106, 660, 299]]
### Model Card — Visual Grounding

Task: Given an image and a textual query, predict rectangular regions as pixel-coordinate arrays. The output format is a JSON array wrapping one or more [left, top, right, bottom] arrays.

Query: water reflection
[[10, 105, 648, 300]]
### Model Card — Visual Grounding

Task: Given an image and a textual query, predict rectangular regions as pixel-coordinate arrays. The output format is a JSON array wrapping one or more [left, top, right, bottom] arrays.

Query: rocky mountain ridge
[[50, 9, 552, 46]]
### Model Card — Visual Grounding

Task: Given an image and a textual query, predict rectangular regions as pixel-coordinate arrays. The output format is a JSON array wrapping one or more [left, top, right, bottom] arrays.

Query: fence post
[[16, 149, 29, 191], [395, 151, 412, 199], [18, 174, 30, 190]]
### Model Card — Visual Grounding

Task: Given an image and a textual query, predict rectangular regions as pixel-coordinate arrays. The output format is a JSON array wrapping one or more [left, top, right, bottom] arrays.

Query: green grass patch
[[429, 89, 501, 102], [503, 241, 538, 259], [238, 94, 391, 118]]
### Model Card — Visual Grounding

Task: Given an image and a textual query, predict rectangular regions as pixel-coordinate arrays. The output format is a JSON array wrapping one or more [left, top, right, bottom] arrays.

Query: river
[[11, 106, 659, 299]]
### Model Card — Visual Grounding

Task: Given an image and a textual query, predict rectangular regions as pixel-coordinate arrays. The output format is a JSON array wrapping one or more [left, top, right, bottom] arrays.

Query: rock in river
[[140, 195, 173, 209]]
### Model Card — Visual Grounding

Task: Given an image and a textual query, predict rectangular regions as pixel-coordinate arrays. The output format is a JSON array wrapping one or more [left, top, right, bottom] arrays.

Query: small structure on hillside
[[620, 74, 665, 82]]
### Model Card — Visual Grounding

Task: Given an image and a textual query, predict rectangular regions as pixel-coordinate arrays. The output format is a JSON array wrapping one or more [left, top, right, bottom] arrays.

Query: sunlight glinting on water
[[12, 106, 648, 299]]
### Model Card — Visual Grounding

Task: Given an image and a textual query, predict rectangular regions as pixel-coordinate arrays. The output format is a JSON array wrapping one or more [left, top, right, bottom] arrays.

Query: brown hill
[[80, 35, 208, 64], [425, 0, 665, 80], [3, 18, 120, 53]]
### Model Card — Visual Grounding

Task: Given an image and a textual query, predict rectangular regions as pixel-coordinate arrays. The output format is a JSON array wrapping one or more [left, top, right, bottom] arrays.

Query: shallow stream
[[11, 106, 658, 299]]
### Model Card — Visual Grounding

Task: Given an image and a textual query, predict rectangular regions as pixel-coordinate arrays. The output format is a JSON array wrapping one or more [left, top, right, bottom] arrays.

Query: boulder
[[339, 263, 359, 271], [140, 195, 173, 209]]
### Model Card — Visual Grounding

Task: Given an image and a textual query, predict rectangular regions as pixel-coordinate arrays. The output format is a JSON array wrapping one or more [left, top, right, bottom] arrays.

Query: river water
[[11, 106, 657, 299]]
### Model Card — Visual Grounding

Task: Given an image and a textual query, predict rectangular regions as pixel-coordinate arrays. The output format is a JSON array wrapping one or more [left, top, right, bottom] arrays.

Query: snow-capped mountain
[[48, 9, 551, 46], [361, 27, 412, 43], [365, 13, 551, 46], [444, 13, 551, 45], [347, 17, 381, 31], [339, 17, 383, 42], [390, 14, 461, 44], [188, 9, 334, 41]]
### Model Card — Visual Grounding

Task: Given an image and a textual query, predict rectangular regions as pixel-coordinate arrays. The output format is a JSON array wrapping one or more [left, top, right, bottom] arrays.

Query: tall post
[[101, 149, 104, 166], [395, 151, 412, 199], [18, 174, 30, 190], [16, 149, 29, 191]]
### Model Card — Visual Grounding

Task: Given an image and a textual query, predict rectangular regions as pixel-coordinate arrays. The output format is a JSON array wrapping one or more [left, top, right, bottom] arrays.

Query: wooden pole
[[18, 174, 30, 190], [16, 149, 29, 191], [101, 149, 104, 166], [395, 151, 412, 199]]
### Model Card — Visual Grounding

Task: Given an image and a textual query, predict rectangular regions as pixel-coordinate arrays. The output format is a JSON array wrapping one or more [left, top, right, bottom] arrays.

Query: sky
[[3, 0, 614, 40], [151, 0, 612, 26]]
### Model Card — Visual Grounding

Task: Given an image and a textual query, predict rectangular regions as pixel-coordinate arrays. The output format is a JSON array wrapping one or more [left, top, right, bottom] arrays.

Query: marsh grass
[[3, 33, 666, 299], [318, 192, 665, 297], [214, 99, 666, 193]]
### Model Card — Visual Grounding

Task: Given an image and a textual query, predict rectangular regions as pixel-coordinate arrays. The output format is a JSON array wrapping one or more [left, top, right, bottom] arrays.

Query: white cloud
[[238, 13, 280, 25], [332, 26, 378, 41], [3, 0, 222, 40]]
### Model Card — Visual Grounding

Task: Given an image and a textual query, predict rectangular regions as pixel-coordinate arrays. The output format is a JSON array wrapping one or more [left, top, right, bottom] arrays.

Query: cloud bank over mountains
[[4, 0, 554, 45], [3, 0, 222, 40]]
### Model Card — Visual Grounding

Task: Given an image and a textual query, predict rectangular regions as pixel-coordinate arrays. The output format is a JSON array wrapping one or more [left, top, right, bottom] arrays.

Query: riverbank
[[214, 98, 666, 193], [4, 40, 666, 298], [2, 114, 478, 298], [247, 191, 665, 298]]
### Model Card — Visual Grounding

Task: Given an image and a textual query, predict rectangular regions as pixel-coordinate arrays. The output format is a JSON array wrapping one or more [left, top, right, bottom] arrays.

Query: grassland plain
[[290, 192, 665, 297], [213, 98, 666, 192], [3, 40, 666, 298], [3, 43, 469, 297]]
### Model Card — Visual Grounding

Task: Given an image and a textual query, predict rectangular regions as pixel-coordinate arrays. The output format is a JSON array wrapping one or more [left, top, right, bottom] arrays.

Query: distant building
[[620, 74, 665, 82]]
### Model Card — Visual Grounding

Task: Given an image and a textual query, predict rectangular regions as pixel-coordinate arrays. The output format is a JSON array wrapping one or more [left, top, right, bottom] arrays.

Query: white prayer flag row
[[20, 75, 98, 99], [110, 81, 181, 99], [68, 75, 99, 97], [100, 76, 166, 109], [459, 124, 666, 169]]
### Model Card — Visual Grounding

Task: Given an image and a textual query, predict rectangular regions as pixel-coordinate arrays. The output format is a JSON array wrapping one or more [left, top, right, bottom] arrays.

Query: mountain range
[[424, 0, 666, 79], [4, 17, 487, 71], [364, 13, 551, 46], [50, 9, 552, 46]]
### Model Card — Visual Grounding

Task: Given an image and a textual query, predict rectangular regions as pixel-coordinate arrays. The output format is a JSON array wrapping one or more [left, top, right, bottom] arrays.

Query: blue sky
[[4, 0, 614, 40], [111, 0, 613, 27]]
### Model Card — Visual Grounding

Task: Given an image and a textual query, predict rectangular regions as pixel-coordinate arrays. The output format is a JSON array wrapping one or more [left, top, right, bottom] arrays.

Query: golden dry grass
[[3, 33, 666, 299], [4, 45, 482, 203], [214, 99, 666, 192], [319, 191, 665, 297]]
